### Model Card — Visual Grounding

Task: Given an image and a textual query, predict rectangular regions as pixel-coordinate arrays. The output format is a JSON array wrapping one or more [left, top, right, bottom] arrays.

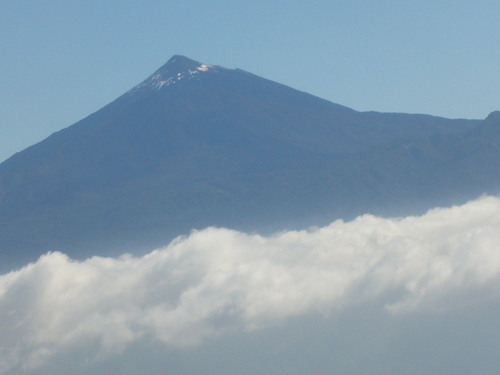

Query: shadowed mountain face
[[0, 55, 497, 268]]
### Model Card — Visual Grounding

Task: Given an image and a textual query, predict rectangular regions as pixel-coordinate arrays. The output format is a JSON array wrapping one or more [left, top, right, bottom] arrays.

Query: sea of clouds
[[0, 196, 499, 374]]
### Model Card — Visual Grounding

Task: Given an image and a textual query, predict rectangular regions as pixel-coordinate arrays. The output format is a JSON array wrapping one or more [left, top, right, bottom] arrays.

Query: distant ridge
[[0, 55, 496, 269]]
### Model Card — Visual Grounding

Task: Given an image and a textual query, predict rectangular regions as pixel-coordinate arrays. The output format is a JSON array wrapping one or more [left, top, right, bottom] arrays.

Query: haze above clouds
[[1, 196, 499, 374]]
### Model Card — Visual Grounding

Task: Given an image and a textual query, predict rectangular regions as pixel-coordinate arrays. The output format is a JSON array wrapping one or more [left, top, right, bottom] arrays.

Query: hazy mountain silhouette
[[0, 55, 496, 268]]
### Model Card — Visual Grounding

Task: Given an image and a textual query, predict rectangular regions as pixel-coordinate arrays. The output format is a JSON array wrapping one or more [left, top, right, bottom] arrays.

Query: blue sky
[[1, 0, 499, 162]]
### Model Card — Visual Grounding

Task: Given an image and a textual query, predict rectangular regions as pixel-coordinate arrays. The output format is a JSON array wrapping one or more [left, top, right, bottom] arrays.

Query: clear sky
[[1, 0, 499, 162]]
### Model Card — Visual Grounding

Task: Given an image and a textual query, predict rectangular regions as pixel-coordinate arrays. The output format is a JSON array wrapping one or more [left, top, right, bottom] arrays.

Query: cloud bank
[[1, 196, 499, 373]]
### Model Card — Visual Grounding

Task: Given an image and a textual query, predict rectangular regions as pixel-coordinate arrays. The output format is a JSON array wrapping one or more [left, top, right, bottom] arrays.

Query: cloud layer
[[1, 196, 500, 373]]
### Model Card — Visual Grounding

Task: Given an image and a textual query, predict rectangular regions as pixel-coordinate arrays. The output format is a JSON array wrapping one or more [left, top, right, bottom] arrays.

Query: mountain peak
[[130, 55, 216, 93], [161, 55, 203, 73]]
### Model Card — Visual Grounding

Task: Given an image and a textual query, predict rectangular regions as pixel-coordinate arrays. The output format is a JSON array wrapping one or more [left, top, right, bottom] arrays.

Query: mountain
[[0, 55, 496, 269]]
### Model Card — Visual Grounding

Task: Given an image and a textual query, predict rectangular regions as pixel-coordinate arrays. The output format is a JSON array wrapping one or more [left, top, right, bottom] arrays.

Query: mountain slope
[[0, 55, 492, 268]]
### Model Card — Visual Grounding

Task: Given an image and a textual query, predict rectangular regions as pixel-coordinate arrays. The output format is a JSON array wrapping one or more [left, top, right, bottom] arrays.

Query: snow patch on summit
[[130, 64, 215, 93]]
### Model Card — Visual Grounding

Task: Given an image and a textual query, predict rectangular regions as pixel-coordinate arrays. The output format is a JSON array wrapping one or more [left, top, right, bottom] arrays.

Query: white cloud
[[0, 196, 499, 374]]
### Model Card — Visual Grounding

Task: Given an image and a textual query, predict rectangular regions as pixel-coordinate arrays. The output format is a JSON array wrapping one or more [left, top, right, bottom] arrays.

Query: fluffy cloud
[[0, 196, 499, 373]]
